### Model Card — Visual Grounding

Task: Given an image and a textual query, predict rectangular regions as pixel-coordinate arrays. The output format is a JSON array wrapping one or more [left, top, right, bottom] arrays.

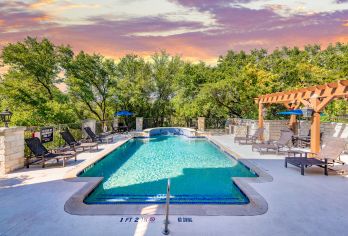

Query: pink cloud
[[0, 0, 347, 63]]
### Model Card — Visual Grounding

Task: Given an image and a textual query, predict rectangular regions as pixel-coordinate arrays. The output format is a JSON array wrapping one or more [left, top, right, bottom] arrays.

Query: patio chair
[[60, 130, 98, 152], [235, 127, 264, 144], [111, 123, 128, 134], [293, 130, 324, 148], [25, 137, 76, 168], [83, 127, 113, 143], [285, 138, 347, 175], [252, 130, 294, 154]]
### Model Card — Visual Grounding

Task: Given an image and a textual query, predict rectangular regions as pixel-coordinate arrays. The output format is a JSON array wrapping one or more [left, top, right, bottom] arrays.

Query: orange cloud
[[0, 19, 5, 26], [30, 0, 55, 9], [32, 15, 52, 22], [343, 20, 348, 26], [57, 3, 100, 10]]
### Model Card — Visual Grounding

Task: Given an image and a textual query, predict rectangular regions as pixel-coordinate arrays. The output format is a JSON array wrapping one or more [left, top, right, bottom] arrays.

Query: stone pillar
[[234, 125, 249, 138], [0, 127, 26, 175], [82, 119, 96, 138], [197, 117, 205, 131], [136, 117, 143, 131]]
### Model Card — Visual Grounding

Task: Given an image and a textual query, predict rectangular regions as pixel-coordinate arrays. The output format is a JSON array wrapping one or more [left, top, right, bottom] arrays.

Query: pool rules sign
[[40, 127, 54, 143]]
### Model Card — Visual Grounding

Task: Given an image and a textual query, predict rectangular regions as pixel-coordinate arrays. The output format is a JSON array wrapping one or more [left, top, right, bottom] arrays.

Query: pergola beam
[[256, 80, 348, 153], [258, 80, 348, 106]]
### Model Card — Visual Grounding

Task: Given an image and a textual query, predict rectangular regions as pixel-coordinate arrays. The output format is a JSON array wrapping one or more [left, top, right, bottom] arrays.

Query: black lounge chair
[[60, 130, 98, 152], [25, 137, 76, 168], [285, 138, 346, 175], [252, 129, 294, 154], [235, 127, 264, 144], [83, 127, 113, 143]]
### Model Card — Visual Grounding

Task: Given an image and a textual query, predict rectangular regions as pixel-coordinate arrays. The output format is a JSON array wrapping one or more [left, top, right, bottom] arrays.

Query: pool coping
[[64, 135, 273, 216]]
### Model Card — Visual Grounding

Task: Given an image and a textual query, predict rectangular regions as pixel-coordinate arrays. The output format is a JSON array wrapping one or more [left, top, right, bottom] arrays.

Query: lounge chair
[[60, 130, 98, 152], [83, 127, 113, 143], [292, 130, 324, 148], [25, 137, 76, 168], [285, 138, 346, 175], [235, 127, 264, 144], [252, 130, 294, 154]]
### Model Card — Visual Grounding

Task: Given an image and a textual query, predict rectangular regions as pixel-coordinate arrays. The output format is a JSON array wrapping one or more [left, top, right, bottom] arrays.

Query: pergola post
[[258, 102, 264, 140], [310, 112, 321, 153], [289, 114, 297, 133]]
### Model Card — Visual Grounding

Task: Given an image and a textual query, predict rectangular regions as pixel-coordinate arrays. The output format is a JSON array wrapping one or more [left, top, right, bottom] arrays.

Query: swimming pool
[[80, 136, 257, 205]]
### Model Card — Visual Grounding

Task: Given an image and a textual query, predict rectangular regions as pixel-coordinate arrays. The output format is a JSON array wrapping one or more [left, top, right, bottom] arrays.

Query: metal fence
[[95, 118, 136, 133], [24, 122, 83, 156], [23, 117, 227, 156], [143, 118, 197, 129], [205, 118, 227, 129]]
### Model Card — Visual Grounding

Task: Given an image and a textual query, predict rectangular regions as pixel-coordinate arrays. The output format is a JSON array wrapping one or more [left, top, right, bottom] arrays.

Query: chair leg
[[301, 164, 304, 175], [42, 157, 45, 168], [324, 159, 328, 176], [62, 158, 65, 167], [26, 158, 29, 168], [285, 158, 288, 168]]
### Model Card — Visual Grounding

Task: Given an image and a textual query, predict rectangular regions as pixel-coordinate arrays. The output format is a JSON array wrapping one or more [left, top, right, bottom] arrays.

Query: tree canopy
[[0, 37, 347, 126]]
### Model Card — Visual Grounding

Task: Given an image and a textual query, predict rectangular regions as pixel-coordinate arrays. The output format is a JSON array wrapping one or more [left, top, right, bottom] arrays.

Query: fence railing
[[205, 118, 227, 129], [143, 117, 197, 129], [24, 122, 83, 156], [23, 117, 229, 156]]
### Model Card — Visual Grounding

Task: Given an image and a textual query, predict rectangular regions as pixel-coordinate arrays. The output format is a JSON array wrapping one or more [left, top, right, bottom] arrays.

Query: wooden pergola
[[255, 80, 348, 153]]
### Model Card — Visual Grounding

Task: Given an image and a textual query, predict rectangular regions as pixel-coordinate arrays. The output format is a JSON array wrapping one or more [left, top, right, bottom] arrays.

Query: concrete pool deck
[[1, 134, 348, 235]]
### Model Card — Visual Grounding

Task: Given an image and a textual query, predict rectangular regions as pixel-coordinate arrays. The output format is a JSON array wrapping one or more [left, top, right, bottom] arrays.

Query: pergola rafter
[[256, 80, 348, 153]]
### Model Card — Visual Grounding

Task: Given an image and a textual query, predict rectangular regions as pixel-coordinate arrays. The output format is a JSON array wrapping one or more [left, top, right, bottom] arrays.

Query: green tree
[[65, 52, 117, 121], [115, 54, 153, 117], [0, 37, 77, 125], [151, 51, 183, 125]]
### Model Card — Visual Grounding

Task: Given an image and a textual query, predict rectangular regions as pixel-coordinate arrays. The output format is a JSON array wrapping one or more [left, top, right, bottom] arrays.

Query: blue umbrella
[[277, 109, 303, 115], [115, 110, 133, 116], [277, 109, 325, 116]]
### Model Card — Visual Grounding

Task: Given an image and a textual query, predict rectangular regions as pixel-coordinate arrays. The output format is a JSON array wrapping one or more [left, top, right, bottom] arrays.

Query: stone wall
[[0, 127, 26, 175], [298, 120, 348, 140], [231, 118, 348, 142], [82, 119, 96, 138], [264, 120, 289, 141], [233, 125, 249, 138]]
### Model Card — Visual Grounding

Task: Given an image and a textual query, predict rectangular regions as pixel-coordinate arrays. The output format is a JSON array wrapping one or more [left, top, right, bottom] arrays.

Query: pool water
[[80, 136, 256, 204]]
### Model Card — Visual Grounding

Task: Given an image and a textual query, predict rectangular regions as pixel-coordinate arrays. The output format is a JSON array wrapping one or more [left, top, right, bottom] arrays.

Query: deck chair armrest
[[79, 138, 89, 143]]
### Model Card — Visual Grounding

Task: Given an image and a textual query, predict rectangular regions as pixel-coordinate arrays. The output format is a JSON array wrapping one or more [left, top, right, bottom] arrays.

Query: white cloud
[[23, 0, 217, 28], [234, 0, 348, 16]]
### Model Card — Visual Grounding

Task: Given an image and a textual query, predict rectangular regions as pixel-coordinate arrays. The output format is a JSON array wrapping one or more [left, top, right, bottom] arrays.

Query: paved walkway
[[1, 135, 348, 236]]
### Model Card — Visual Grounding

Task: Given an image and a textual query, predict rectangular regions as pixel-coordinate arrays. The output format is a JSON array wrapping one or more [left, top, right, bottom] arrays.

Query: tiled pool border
[[64, 135, 273, 216]]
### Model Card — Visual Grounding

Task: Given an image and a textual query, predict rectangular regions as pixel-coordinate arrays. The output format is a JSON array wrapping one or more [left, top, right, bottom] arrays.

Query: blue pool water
[[80, 136, 256, 204]]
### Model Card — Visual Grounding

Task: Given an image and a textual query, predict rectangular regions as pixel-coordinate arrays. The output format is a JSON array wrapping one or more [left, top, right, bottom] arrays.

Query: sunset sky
[[0, 0, 348, 63]]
